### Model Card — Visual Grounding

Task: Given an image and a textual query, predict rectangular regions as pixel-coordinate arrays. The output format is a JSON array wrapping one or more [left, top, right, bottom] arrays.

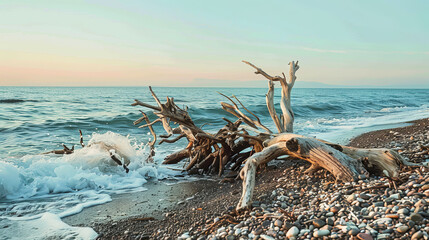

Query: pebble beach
[[92, 118, 429, 240]]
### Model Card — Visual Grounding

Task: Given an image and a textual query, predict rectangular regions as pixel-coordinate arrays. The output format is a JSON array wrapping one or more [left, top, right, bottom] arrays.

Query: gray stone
[[226, 235, 235, 240], [360, 193, 371, 200], [260, 234, 274, 240], [274, 220, 283, 227], [378, 234, 391, 239], [326, 212, 334, 217], [286, 226, 299, 238], [314, 229, 330, 237], [396, 225, 409, 233], [410, 213, 423, 222], [397, 208, 409, 215], [313, 219, 325, 228], [349, 228, 360, 236]]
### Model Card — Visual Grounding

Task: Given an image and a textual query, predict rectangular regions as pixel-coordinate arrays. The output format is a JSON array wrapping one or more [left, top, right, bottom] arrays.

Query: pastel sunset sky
[[1, 0, 428, 87]]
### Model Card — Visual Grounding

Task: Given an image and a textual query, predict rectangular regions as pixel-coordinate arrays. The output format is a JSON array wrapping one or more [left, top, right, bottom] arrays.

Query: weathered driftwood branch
[[242, 60, 299, 133], [237, 133, 415, 209], [132, 87, 263, 176], [237, 143, 288, 209], [79, 130, 85, 147], [43, 144, 74, 155], [219, 92, 272, 134], [140, 111, 156, 163]]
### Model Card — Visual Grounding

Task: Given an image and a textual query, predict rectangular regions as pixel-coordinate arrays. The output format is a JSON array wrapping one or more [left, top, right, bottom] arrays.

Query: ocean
[[0, 87, 428, 239]]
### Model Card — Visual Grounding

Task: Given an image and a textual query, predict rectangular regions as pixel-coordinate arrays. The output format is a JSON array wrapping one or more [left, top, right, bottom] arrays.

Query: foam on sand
[[0, 212, 97, 240]]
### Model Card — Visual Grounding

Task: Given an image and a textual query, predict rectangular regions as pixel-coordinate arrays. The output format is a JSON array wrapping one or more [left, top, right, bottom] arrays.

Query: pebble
[[360, 193, 371, 200], [260, 235, 275, 240], [378, 233, 391, 239], [286, 226, 299, 238], [314, 229, 330, 237], [357, 232, 373, 240], [226, 235, 235, 240], [326, 217, 334, 226], [330, 206, 339, 213], [396, 225, 409, 233], [348, 228, 360, 236], [347, 194, 356, 202], [313, 219, 325, 228], [410, 213, 423, 222], [398, 208, 409, 215], [326, 212, 334, 217]]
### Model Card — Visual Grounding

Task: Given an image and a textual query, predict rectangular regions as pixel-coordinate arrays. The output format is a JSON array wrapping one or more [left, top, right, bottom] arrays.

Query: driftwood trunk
[[237, 133, 415, 209]]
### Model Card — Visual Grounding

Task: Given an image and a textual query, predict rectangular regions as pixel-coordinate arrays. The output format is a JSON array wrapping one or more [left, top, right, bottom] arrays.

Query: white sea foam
[[0, 161, 21, 199], [0, 212, 97, 240], [296, 104, 429, 144], [0, 131, 181, 239]]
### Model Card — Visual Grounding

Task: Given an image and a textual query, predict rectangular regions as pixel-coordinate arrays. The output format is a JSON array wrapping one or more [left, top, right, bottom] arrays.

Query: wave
[[0, 99, 39, 104], [0, 132, 170, 200], [0, 131, 184, 239]]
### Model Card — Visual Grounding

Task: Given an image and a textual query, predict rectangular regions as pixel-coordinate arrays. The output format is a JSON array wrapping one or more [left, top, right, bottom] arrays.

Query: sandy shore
[[63, 180, 216, 226], [69, 118, 429, 239]]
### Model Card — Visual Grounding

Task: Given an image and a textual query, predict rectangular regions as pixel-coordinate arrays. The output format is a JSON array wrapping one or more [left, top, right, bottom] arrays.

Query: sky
[[0, 0, 428, 87]]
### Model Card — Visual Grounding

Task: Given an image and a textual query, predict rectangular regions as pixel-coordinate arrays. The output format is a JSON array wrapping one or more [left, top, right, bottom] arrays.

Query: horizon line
[[1, 85, 429, 89]]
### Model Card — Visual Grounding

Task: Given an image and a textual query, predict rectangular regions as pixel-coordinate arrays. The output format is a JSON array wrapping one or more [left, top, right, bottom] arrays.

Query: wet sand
[[63, 179, 217, 226]]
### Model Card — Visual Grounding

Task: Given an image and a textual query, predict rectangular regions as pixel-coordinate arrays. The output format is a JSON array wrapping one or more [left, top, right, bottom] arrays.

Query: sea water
[[0, 87, 428, 239]]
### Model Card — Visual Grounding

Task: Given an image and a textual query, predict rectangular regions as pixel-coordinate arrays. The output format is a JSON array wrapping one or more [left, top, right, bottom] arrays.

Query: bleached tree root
[[339, 146, 418, 178], [236, 133, 412, 210], [132, 88, 268, 175], [315, 140, 418, 178]]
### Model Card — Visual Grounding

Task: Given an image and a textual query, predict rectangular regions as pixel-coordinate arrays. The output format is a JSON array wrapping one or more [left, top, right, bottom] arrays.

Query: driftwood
[[131, 61, 417, 210], [42, 144, 74, 155], [132, 87, 267, 176], [237, 133, 419, 209], [43, 130, 130, 173], [242, 60, 299, 133]]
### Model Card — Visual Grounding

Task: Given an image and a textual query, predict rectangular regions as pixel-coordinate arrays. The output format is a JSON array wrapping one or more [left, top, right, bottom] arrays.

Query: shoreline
[[72, 118, 429, 239], [63, 179, 217, 226]]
